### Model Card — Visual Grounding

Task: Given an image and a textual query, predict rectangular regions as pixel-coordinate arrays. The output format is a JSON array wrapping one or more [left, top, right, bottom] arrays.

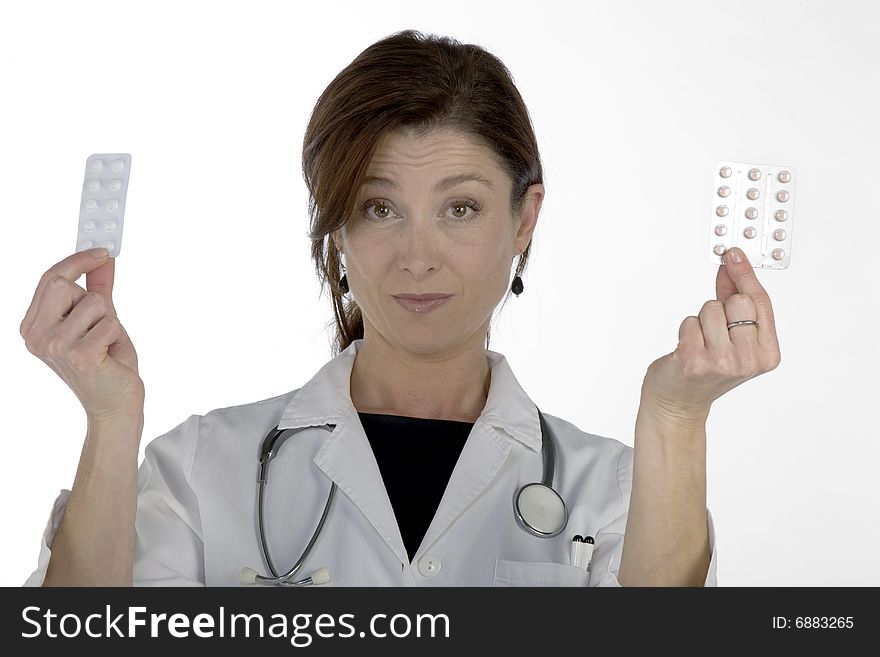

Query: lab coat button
[[418, 555, 442, 577]]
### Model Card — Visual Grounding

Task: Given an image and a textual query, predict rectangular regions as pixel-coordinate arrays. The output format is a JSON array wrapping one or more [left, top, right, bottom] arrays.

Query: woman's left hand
[[640, 247, 782, 423]]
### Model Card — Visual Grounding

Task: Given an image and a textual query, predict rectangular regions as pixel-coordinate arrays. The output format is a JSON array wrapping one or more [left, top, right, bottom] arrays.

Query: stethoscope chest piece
[[512, 406, 568, 538], [514, 482, 568, 537]]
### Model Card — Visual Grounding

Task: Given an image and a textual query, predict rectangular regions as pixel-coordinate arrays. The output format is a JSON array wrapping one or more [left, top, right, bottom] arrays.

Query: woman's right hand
[[20, 248, 145, 423]]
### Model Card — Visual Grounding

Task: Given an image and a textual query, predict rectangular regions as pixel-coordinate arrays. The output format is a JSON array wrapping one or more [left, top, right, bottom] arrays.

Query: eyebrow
[[360, 172, 494, 193]]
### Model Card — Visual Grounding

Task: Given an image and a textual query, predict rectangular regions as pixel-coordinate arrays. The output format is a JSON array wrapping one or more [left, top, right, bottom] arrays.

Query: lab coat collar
[[276, 338, 541, 568], [277, 338, 542, 452]]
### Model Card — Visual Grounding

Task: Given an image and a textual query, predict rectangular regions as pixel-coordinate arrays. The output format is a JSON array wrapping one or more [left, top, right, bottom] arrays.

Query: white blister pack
[[709, 161, 795, 270], [75, 153, 131, 257]]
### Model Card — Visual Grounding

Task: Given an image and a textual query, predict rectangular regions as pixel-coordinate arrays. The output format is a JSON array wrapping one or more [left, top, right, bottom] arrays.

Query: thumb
[[715, 259, 738, 303], [85, 256, 117, 314]]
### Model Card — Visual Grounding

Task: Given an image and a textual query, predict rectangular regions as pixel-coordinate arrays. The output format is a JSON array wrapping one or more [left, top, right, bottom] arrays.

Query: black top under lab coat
[[358, 412, 474, 563]]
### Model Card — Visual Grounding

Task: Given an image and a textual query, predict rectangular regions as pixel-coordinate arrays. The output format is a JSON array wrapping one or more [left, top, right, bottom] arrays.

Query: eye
[[360, 199, 394, 221], [360, 198, 483, 222], [448, 198, 482, 221]]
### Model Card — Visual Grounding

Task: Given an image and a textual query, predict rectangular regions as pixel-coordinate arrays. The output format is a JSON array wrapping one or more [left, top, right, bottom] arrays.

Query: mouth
[[392, 295, 452, 313], [393, 293, 452, 300]]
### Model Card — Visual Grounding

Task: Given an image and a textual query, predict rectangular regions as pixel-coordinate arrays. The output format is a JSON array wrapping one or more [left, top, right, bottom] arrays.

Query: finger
[[85, 256, 117, 313], [717, 247, 780, 354], [54, 293, 108, 347], [714, 262, 738, 303], [678, 315, 704, 350], [697, 300, 734, 350], [29, 277, 88, 341], [721, 293, 758, 348], [20, 249, 110, 337], [80, 314, 123, 361]]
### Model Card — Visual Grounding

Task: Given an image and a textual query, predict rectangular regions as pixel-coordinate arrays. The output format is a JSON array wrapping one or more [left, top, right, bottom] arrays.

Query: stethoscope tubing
[[253, 424, 338, 585], [253, 405, 566, 585], [256, 460, 337, 585]]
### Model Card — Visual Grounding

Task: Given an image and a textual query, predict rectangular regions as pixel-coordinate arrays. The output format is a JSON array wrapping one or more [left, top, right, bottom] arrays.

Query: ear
[[513, 183, 544, 255], [330, 229, 344, 255]]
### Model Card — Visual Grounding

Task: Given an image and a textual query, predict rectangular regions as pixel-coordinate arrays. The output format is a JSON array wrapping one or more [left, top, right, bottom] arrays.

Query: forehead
[[361, 129, 503, 191]]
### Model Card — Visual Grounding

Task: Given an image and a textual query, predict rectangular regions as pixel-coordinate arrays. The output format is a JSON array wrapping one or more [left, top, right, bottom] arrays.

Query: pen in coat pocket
[[570, 535, 595, 571]]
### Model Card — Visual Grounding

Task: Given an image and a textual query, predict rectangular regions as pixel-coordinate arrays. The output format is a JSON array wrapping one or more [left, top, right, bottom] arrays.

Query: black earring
[[338, 252, 349, 294], [511, 275, 524, 296]]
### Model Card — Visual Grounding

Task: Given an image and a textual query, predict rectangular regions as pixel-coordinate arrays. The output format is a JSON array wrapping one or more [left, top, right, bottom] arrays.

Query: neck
[[349, 328, 491, 424]]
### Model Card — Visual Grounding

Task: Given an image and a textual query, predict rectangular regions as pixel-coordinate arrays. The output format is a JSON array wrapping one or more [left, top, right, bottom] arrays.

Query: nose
[[396, 216, 442, 277]]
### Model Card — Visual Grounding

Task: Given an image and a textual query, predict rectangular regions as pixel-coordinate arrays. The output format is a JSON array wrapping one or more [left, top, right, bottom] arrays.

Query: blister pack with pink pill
[[75, 153, 131, 258], [709, 161, 796, 270]]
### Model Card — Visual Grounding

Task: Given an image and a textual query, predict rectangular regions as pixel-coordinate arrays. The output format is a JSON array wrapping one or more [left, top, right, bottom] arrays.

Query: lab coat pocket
[[492, 558, 589, 587]]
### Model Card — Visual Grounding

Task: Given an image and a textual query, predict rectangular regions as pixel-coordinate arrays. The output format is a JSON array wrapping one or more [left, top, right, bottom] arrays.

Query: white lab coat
[[24, 338, 718, 587]]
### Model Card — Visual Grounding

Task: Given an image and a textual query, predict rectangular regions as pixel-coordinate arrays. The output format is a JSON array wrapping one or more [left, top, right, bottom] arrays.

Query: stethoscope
[[239, 404, 568, 586]]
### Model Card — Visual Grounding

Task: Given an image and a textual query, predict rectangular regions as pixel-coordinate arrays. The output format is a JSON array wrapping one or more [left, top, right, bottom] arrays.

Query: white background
[[2, 0, 877, 586]]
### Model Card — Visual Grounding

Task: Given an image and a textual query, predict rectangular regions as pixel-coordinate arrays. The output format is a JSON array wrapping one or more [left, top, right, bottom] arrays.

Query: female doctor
[[22, 30, 781, 587]]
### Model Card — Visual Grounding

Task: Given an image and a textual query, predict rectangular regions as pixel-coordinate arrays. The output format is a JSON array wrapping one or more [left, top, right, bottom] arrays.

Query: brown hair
[[302, 29, 544, 355]]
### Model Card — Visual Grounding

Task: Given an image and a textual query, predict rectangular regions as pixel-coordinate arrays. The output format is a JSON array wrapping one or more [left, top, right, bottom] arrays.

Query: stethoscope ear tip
[[309, 567, 331, 585], [240, 566, 260, 585]]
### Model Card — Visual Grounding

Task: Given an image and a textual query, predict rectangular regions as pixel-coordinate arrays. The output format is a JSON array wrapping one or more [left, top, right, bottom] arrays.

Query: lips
[[393, 293, 452, 301], [393, 295, 452, 313]]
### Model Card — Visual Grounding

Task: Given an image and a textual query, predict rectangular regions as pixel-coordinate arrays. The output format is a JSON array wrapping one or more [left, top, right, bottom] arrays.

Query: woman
[[22, 30, 780, 586]]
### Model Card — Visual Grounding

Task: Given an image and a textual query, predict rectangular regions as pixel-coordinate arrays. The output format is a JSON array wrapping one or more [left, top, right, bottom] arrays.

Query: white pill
[[714, 224, 727, 236], [90, 159, 104, 173], [773, 229, 787, 241], [83, 220, 96, 231], [746, 187, 760, 200], [776, 190, 790, 202], [108, 179, 122, 191], [103, 219, 117, 231], [713, 244, 726, 256], [111, 159, 125, 172], [719, 166, 732, 178], [716, 205, 729, 217], [102, 240, 115, 250], [743, 226, 757, 238], [88, 179, 101, 192], [775, 209, 788, 222], [717, 186, 730, 197], [104, 199, 118, 211], [745, 207, 758, 220], [86, 199, 98, 210], [772, 248, 785, 260], [777, 170, 791, 183], [748, 168, 761, 181]]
